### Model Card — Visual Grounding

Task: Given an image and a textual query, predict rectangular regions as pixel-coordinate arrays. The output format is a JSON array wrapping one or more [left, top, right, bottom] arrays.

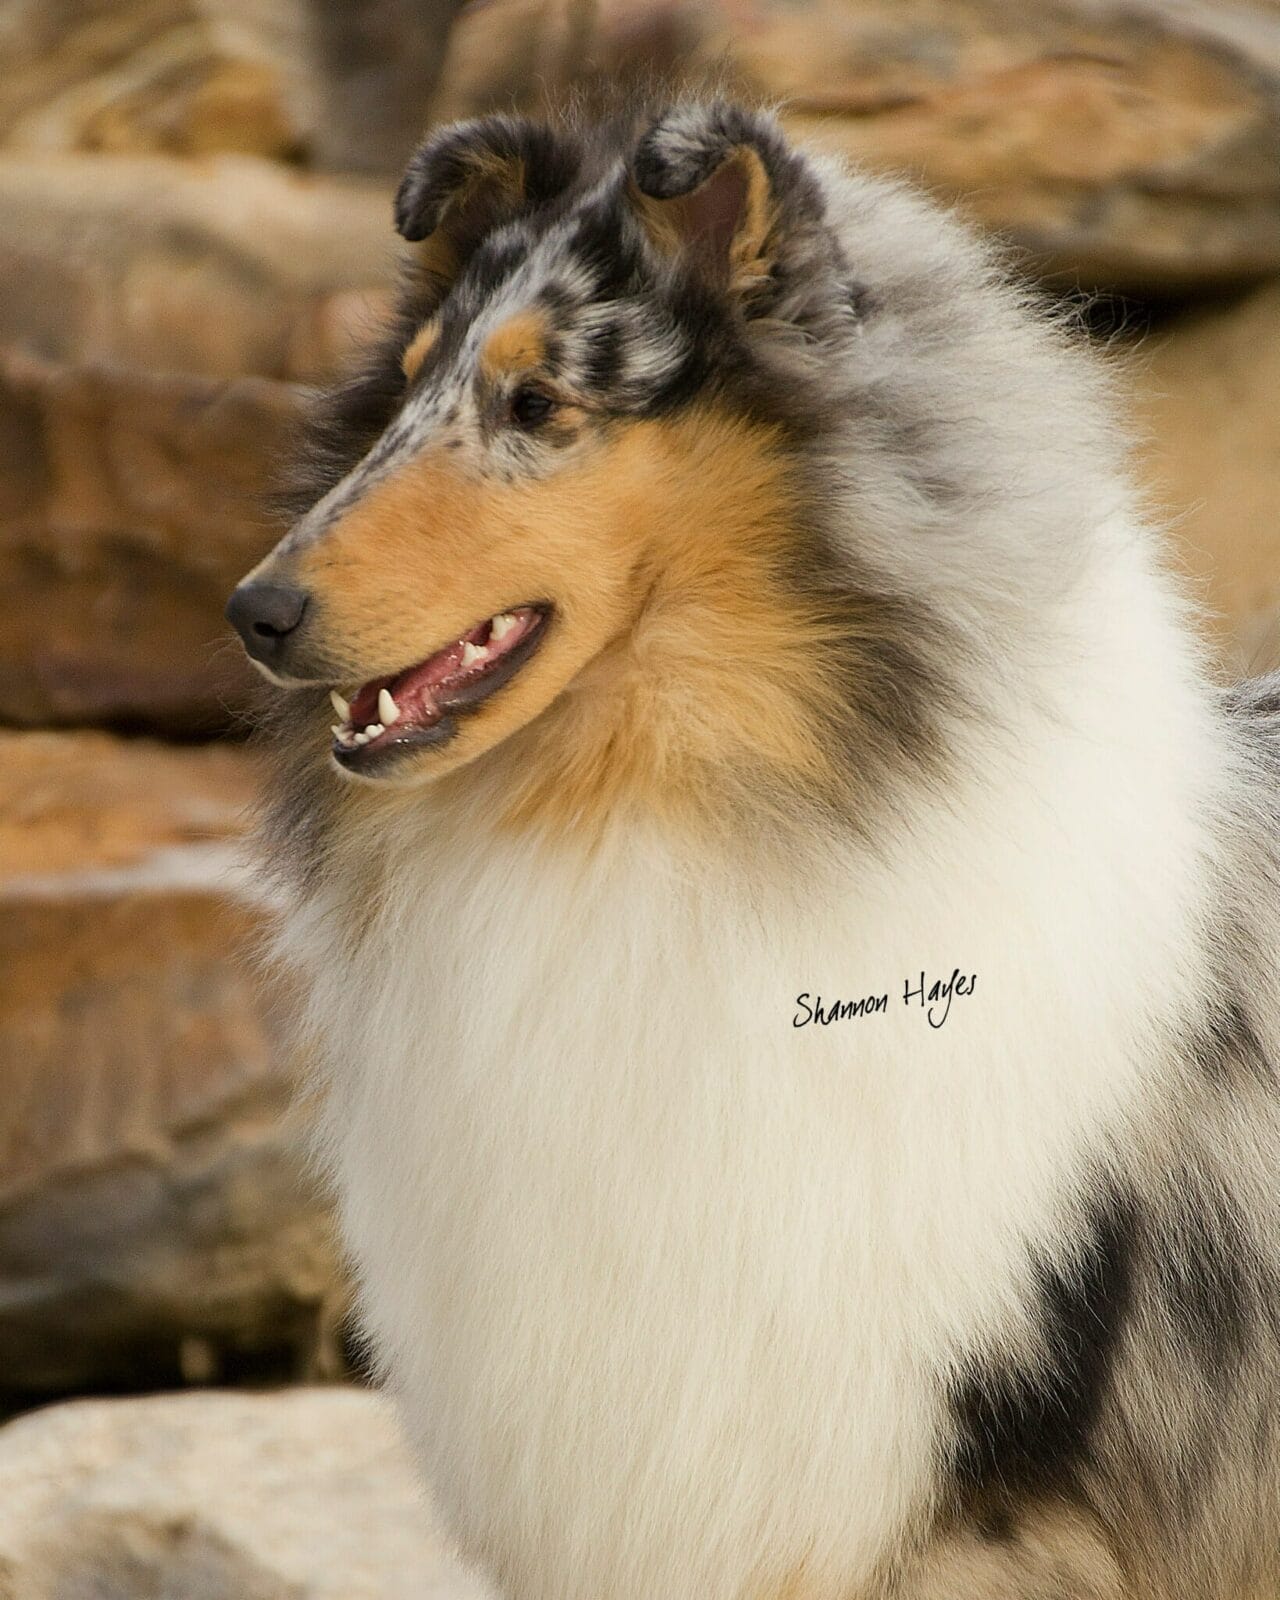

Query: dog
[[227, 97, 1280, 1599]]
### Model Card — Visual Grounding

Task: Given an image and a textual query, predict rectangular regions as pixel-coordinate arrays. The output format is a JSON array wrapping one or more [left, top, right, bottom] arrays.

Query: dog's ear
[[395, 115, 580, 295], [629, 102, 829, 310]]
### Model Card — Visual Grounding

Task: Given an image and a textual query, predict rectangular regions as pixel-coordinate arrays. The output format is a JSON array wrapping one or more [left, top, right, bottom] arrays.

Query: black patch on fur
[[1190, 998, 1271, 1089], [460, 233, 529, 301], [537, 280, 575, 317], [541, 333, 566, 380], [641, 343, 714, 418], [568, 197, 646, 296], [775, 489, 963, 809], [950, 1189, 1135, 1505], [582, 319, 625, 393]]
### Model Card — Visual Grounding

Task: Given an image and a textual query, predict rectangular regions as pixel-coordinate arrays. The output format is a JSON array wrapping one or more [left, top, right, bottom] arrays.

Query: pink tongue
[[346, 610, 537, 731]]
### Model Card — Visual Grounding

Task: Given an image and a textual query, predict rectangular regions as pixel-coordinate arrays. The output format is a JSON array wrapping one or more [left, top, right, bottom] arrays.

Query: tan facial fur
[[400, 320, 440, 381], [487, 411, 856, 839], [287, 404, 849, 833], [479, 308, 547, 379]]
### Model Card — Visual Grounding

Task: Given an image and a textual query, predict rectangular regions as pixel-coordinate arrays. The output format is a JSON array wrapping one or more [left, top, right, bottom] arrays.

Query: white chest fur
[[285, 648, 1220, 1600]]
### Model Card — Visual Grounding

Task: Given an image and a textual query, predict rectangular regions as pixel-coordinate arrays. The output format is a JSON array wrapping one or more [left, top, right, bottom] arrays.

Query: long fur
[[244, 97, 1280, 1599]]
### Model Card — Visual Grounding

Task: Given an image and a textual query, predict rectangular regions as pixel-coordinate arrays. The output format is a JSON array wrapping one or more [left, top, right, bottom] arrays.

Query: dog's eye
[[509, 385, 556, 429]]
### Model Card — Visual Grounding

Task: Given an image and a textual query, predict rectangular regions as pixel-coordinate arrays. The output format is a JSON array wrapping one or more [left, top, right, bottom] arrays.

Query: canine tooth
[[490, 612, 516, 640], [460, 640, 486, 668], [331, 724, 345, 740], [378, 688, 400, 725], [329, 689, 350, 719]]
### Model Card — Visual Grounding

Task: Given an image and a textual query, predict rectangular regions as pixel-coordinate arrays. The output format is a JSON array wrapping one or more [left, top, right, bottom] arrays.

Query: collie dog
[[227, 98, 1280, 1599]]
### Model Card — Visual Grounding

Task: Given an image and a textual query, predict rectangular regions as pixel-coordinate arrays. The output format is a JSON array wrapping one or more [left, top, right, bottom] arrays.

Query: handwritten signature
[[793, 970, 976, 1031]]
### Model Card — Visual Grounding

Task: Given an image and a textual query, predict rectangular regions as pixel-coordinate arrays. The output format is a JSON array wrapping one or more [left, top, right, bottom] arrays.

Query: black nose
[[225, 582, 309, 666]]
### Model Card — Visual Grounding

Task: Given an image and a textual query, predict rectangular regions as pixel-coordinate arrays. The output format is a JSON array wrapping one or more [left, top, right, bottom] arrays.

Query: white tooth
[[330, 724, 345, 740], [367, 723, 384, 738], [490, 612, 516, 641], [460, 640, 486, 668], [329, 689, 350, 719], [378, 688, 400, 725], [353, 730, 369, 746]]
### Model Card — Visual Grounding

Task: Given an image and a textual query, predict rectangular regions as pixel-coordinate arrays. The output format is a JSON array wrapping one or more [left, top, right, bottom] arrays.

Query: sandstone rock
[[1128, 280, 1280, 673], [0, 732, 344, 1401], [0, 353, 306, 731], [428, 0, 1280, 295], [305, 0, 469, 175], [0, 1388, 491, 1599], [0, 150, 397, 734], [0, 152, 393, 380], [0, 0, 317, 162], [0, 150, 394, 732], [766, 0, 1280, 293]]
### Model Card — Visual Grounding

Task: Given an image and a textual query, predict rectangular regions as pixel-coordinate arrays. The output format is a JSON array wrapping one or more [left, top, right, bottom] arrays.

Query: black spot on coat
[[950, 1190, 1134, 1503]]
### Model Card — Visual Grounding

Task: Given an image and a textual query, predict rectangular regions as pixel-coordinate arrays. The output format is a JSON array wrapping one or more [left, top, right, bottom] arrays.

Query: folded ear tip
[[394, 113, 582, 245], [632, 126, 718, 202], [393, 167, 429, 240], [631, 143, 679, 201], [631, 98, 774, 202]]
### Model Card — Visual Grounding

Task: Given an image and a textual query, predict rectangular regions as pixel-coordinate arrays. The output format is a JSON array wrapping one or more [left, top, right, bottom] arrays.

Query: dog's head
[[227, 101, 858, 787]]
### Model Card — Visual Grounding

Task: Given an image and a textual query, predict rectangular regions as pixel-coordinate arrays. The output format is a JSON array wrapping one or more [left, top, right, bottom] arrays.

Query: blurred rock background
[[0, 0, 1278, 1592]]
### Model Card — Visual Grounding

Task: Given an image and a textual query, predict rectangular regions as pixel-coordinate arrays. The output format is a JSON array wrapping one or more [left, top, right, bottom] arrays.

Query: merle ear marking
[[393, 115, 581, 290], [632, 101, 780, 204], [629, 101, 824, 302]]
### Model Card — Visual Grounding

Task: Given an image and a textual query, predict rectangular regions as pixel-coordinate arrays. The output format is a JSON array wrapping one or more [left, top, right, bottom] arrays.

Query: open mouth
[[328, 604, 550, 774]]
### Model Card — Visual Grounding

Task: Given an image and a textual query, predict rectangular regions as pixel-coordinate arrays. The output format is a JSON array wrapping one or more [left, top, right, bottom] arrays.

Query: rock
[[0, 353, 306, 732], [0, 149, 397, 734], [305, 0, 469, 175], [0, 732, 344, 1401], [1128, 280, 1280, 672], [0, 0, 317, 162], [0, 1388, 491, 1599], [765, 0, 1280, 294], [411, 0, 695, 135], [428, 0, 1280, 295], [0, 151, 393, 380]]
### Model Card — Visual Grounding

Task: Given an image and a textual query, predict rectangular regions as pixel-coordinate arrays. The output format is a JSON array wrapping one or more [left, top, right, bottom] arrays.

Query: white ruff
[[279, 519, 1228, 1600]]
